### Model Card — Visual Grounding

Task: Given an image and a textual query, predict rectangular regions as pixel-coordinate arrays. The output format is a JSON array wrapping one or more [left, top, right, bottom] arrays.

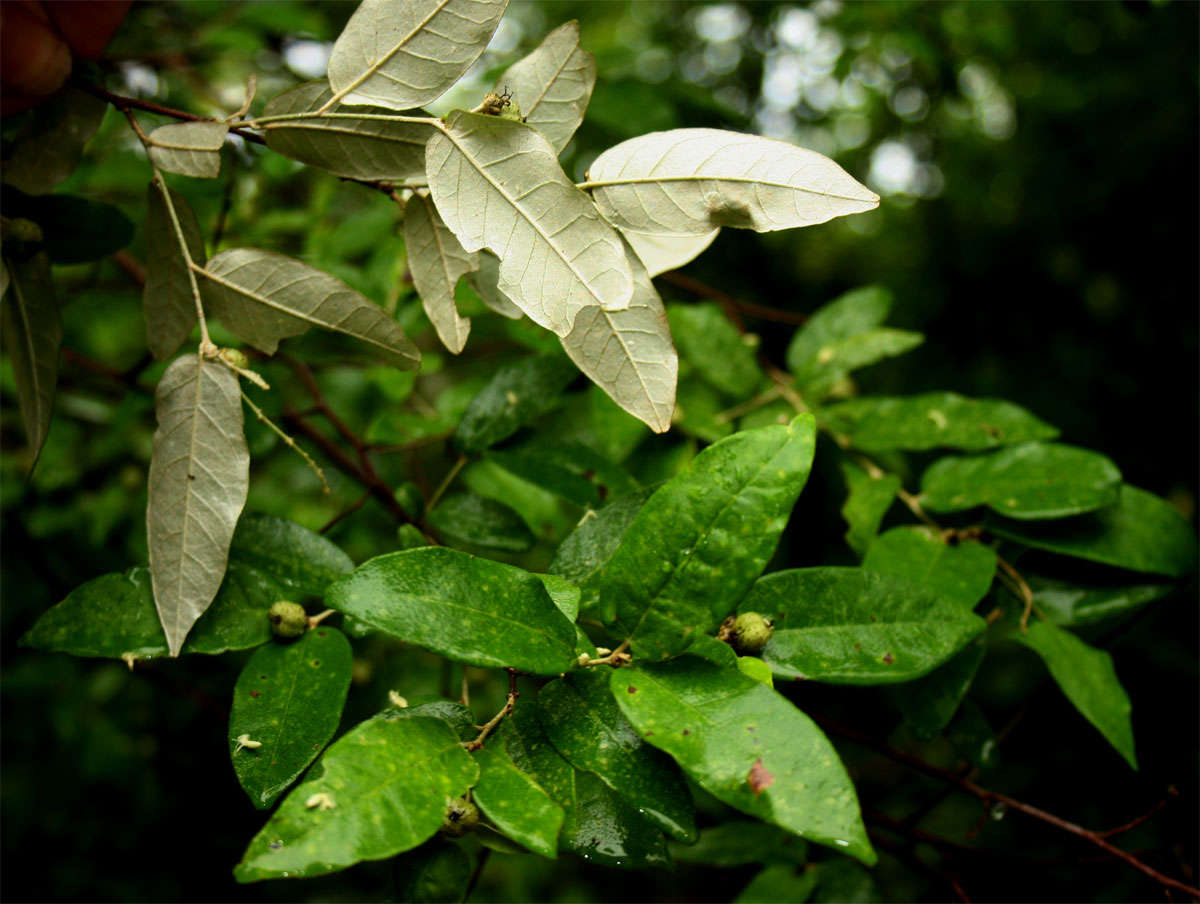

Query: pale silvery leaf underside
[[147, 355, 249, 656], [560, 244, 677, 433], [404, 192, 476, 353], [585, 128, 879, 235], [327, 0, 509, 111], [426, 111, 632, 335], [622, 227, 719, 277], [1, 251, 61, 462], [262, 82, 434, 183], [146, 122, 230, 179], [199, 248, 420, 369], [466, 251, 522, 319], [144, 183, 205, 359], [496, 20, 595, 154]]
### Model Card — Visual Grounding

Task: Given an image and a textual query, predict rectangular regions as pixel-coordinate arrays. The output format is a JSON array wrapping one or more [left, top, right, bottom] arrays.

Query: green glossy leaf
[[785, 286, 891, 373], [143, 183, 204, 359], [463, 459, 578, 544], [488, 440, 638, 508], [988, 484, 1197, 577], [862, 526, 997, 609], [426, 493, 535, 552], [496, 20, 595, 154], [820, 392, 1059, 452], [146, 121, 228, 178], [891, 639, 986, 740], [1014, 621, 1136, 768], [920, 442, 1121, 520], [800, 328, 923, 401], [744, 568, 986, 684], [535, 573, 581, 622], [147, 355, 249, 656], [538, 671, 696, 842], [840, 460, 899, 556], [391, 839, 471, 903], [736, 864, 818, 904], [673, 376, 733, 442], [737, 656, 774, 687], [471, 746, 564, 858], [326, 547, 576, 674], [326, 0, 508, 110], [262, 82, 435, 183], [500, 700, 669, 867], [611, 659, 874, 865], [668, 302, 763, 399], [229, 627, 353, 809], [1024, 577, 1174, 627], [455, 355, 577, 453], [199, 248, 419, 367], [229, 514, 354, 599], [20, 561, 287, 660], [1, 249, 60, 461], [669, 820, 807, 867], [3, 86, 106, 194], [598, 415, 817, 658], [373, 700, 475, 740], [235, 716, 478, 882], [687, 633, 738, 668]]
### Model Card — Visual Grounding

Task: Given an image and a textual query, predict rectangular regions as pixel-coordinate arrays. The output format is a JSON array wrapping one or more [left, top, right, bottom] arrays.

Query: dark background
[[2, 1, 1197, 901]]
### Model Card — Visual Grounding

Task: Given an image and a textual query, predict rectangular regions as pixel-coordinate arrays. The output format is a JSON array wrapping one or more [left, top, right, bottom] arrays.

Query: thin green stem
[[427, 454, 468, 513]]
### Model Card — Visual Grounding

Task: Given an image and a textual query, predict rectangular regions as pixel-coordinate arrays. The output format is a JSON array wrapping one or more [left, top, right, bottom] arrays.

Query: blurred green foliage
[[2, 1, 1195, 901]]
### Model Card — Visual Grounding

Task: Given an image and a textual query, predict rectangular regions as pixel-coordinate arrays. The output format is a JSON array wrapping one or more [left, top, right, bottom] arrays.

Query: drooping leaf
[[862, 526, 997, 610], [560, 243, 677, 432], [549, 488, 653, 621], [3, 85, 106, 194], [199, 248, 419, 367], [798, 332, 923, 401], [1013, 621, 1137, 768], [229, 627, 354, 809], [839, 460, 900, 556], [585, 128, 877, 236], [736, 864, 818, 904], [326, 547, 576, 674], [538, 671, 696, 842], [143, 182, 204, 359], [426, 111, 633, 335], [622, 228, 719, 277], [471, 746, 564, 858], [146, 121, 229, 178], [1, 250, 60, 461], [612, 659, 874, 865], [19, 560, 286, 660], [891, 639, 986, 740], [597, 415, 817, 658], [391, 839, 471, 903], [235, 716, 479, 882], [262, 82, 435, 183], [497, 20, 595, 153], [147, 355, 249, 656], [669, 820, 807, 867], [668, 302, 763, 399], [426, 492, 535, 552], [744, 568, 986, 684], [988, 484, 1197, 577], [820, 392, 1059, 453], [326, 0, 509, 111], [454, 354, 577, 453], [921, 442, 1121, 520], [228, 513, 354, 599], [1023, 576, 1174, 627], [488, 440, 638, 508], [405, 192, 475, 353], [785, 286, 892, 375]]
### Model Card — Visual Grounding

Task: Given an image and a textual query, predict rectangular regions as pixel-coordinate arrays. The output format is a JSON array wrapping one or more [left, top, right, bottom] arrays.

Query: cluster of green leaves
[[5, 0, 1197, 900]]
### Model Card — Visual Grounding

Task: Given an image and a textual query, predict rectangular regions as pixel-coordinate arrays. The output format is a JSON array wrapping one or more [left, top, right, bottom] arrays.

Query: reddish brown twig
[[659, 271, 809, 326], [463, 670, 519, 752], [79, 82, 267, 146], [319, 492, 369, 534], [1098, 788, 1179, 840], [815, 716, 1200, 898]]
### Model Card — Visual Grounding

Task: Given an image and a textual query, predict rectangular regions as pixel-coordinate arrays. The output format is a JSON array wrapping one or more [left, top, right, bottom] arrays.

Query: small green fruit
[[268, 601, 308, 638], [732, 612, 773, 655], [439, 796, 479, 837], [222, 348, 249, 369]]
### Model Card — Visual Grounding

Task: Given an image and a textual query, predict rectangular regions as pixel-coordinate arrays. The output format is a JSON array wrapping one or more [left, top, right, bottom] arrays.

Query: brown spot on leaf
[[682, 729, 690, 736], [748, 758, 775, 795], [883, 653, 894, 665], [627, 686, 638, 694], [249, 690, 260, 697]]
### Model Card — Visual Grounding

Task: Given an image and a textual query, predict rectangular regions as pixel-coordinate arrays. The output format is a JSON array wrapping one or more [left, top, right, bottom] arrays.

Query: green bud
[[222, 348, 249, 369], [732, 612, 773, 655], [268, 601, 308, 638], [439, 796, 479, 837]]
